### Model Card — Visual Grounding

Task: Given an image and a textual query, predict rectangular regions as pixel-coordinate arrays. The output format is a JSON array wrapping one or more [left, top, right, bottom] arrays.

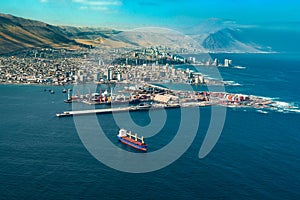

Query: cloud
[[72, 0, 122, 6], [73, 0, 122, 12], [40, 0, 49, 3], [79, 5, 110, 11], [79, 6, 89, 10]]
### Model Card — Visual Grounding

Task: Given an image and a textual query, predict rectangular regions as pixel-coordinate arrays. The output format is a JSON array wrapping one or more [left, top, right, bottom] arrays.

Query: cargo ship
[[117, 129, 147, 151]]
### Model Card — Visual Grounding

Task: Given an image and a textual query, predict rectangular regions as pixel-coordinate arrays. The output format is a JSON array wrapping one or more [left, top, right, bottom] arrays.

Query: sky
[[0, 0, 300, 28]]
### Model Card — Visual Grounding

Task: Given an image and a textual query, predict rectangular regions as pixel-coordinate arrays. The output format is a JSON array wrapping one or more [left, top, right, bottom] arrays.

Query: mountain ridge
[[0, 13, 272, 54], [0, 13, 92, 54], [201, 28, 267, 53]]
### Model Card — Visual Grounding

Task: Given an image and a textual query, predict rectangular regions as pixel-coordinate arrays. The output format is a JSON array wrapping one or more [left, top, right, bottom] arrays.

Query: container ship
[[117, 129, 147, 151]]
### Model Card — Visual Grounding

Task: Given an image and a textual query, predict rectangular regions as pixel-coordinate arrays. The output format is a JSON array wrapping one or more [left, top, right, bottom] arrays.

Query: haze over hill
[[0, 13, 281, 54], [100, 27, 205, 51]]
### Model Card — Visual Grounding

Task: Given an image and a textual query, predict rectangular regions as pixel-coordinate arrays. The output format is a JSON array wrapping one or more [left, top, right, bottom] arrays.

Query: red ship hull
[[117, 136, 147, 151]]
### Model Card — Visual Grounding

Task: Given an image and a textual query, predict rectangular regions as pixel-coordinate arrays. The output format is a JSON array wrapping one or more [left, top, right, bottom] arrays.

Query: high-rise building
[[107, 66, 114, 81], [98, 59, 104, 66], [224, 59, 232, 67], [77, 70, 83, 78], [213, 58, 219, 66], [117, 73, 122, 81]]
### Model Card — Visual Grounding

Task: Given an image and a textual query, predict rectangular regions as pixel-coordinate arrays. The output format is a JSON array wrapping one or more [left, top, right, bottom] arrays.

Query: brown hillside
[[0, 14, 84, 54]]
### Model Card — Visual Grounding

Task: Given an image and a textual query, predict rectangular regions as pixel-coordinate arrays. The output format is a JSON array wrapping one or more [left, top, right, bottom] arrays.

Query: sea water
[[0, 53, 299, 199]]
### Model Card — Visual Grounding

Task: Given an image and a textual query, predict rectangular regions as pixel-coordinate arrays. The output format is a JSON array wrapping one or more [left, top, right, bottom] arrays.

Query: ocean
[[0, 53, 300, 199]]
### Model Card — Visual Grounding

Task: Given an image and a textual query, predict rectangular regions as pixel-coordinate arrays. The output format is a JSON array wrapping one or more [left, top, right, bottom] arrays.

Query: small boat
[[117, 129, 147, 151], [64, 96, 80, 103], [62, 89, 67, 93], [50, 90, 55, 94], [164, 103, 180, 109], [64, 99, 72, 103], [257, 110, 268, 114], [137, 103, 151, 110]]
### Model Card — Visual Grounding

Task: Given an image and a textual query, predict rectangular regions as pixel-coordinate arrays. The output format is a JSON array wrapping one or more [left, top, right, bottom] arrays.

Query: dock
[[56, 102, 214, 117], [56, 106, 140, 117]]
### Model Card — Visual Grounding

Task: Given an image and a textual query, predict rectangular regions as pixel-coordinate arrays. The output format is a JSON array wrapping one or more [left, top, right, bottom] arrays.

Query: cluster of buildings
[[77, 47, 215, 85], [76, 63, 211, 85], [188, 56, 233, 67], [106, 64, 189, 83], [110, 47, 187, 66], [0, 49, 87, 85], [0, 47, 230, 86]]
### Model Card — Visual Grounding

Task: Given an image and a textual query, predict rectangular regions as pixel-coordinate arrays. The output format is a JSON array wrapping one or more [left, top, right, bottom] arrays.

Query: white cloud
[[73, 0, 122, 12], [79, 6, 89, 10], [91, 6, 109, 11], [72, 0, 122, 6], [79, 5, 110, 11]]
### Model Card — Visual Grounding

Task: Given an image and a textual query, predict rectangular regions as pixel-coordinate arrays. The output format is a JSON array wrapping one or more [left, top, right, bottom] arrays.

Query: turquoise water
[[0, 54, 300, 199]]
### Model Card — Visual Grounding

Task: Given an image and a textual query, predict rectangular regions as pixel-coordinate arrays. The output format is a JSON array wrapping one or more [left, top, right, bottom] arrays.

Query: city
[[0, 47, 234, 86], [1, 1, 300, 199]]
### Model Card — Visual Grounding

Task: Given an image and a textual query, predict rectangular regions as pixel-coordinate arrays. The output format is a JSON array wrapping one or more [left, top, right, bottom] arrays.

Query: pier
[[56, 104, 177, 117], [56, 101, 214, 118], [56, 106, 139, 117]]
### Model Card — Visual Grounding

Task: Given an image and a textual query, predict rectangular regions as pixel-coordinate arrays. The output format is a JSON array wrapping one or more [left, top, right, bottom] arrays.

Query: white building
[[224, 59, 232, 67]]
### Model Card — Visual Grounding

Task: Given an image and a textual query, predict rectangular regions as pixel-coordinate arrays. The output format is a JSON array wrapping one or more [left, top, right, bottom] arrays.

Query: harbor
[[56, 81, 300, 117]]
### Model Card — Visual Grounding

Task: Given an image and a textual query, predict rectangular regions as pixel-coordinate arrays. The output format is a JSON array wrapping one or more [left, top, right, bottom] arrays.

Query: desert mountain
[[100, 27, 206, 51], [0, 13, 274, 54], [201, 28, 267, 53], [59, 26, 120, 40], [0, 14, 90, 54]]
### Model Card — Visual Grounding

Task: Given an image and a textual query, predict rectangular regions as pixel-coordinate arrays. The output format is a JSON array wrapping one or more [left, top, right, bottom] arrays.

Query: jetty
[[55, 101, 214, 118], [56, 106, 139, 117], [56, 104, 180, 117]]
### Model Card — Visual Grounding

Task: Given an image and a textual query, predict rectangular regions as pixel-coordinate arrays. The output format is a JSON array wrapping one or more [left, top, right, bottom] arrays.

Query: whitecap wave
[[233, 66, 246, 69], [224, 81, 242, 86], [270, 101, 300, 114], [257, 110, 268, 114]]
